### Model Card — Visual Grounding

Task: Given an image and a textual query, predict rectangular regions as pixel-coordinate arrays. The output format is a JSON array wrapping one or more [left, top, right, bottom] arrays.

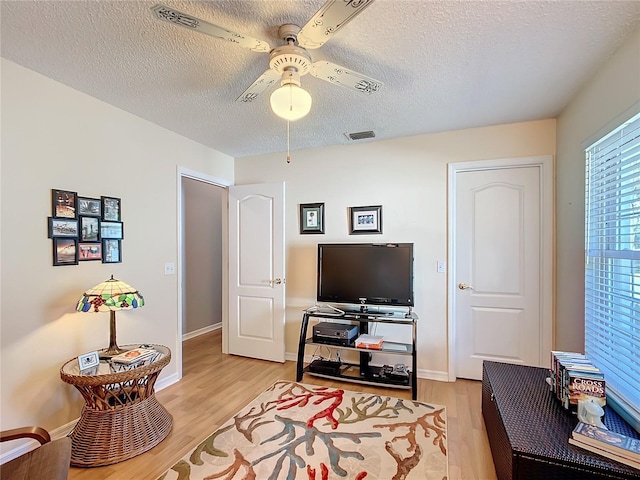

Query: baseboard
[[0, 370, 182, 466], [182, 322, 221, 341], [156, 371, 180, 391], [417, 368, 451, 382]]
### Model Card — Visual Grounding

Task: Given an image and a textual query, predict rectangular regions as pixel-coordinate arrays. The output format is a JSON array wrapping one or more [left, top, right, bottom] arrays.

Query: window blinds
[[585, 111, 640, 430]]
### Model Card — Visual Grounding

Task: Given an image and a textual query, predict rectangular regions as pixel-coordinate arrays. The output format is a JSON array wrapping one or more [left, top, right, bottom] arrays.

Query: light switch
[[437, 260, 446, 273], [164, 262, 175, 275]]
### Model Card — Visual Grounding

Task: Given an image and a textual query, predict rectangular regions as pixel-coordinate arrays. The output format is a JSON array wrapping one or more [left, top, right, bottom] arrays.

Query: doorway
[[182, 176, 223, 337], [447, 156, 553, 381], [177, 167, 231, 379]]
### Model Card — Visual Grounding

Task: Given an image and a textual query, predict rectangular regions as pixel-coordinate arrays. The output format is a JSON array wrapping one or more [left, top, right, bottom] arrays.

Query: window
[[585, 111, 640, 431]]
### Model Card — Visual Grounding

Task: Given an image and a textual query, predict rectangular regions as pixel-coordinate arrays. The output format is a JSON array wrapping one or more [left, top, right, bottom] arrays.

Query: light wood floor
[[68, 330, 497, 479]]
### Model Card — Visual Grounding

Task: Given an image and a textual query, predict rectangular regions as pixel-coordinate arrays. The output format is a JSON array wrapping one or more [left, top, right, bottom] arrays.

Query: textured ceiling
[[2, 1, 639, 158]]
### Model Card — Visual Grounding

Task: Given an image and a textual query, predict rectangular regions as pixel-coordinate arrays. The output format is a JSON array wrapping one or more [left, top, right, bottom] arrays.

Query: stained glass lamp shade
[[76, 275, 144, 357]]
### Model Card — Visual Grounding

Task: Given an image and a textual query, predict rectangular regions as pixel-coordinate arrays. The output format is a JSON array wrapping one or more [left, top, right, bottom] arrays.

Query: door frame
[[177, 166, 232, 380], [446, 155, 554, 381]]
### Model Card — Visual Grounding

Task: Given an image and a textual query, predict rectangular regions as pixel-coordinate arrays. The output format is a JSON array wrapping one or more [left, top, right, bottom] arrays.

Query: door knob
[[458, 282, 474, 290], [270, 278, 282, 285]]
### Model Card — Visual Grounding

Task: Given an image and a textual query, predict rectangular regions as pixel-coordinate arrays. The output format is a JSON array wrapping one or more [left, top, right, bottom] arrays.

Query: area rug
[[158, 380, 448, 480]]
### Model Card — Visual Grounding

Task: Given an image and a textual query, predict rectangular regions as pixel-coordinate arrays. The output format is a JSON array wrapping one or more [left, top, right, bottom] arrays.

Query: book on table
[[564, 368, 606, 411], [549, 351, 606, 411], [550, 351, 588, 395], [111, 347, 156, 364], [568, 438, 640, 470], [570, 421, 640, 468]]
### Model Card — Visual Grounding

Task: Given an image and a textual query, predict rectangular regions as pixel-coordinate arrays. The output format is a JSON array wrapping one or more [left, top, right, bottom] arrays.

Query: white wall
[[235, 119, 556, 378], [0, 59, 234, 435], [556, 26, 640, 352]]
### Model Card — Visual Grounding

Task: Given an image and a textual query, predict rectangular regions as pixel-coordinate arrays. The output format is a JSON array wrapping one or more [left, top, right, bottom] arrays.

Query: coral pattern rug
[[158, 380, 448, 480]]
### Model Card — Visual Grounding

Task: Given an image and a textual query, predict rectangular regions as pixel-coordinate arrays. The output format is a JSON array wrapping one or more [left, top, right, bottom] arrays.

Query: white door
[[451, 158, 552, 380], [228, 182, 285, 362]]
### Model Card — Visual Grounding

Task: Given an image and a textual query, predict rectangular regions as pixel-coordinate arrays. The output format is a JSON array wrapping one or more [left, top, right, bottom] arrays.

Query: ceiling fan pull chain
[[287, 120, 291, 164]]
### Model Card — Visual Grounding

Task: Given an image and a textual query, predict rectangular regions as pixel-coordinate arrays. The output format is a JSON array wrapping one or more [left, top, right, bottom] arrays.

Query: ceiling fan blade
[[151, 4, 271, 53], [310, 61, 383, 94], [236, 69, 281, 103], [297, 0, 375, 49]]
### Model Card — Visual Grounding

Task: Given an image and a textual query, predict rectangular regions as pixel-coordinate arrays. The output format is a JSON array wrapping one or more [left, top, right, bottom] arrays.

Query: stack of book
[[111, 347, 156, 365], [569, 422, 640, 470], [549, 351, 606, 411]]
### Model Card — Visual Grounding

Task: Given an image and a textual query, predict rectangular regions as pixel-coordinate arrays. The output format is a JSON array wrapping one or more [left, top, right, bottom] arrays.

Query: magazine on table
[[568, 438, 640, 470], [111, 347, 156, 364], [571, 422, 640, 462]]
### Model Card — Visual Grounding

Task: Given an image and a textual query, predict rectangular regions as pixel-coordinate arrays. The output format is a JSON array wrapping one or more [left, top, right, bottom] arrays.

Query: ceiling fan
[[151, 1, 383, 121]]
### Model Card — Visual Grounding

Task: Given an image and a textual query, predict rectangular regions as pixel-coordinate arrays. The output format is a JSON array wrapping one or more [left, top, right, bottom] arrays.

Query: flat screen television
[[317, 243, 414, 308]]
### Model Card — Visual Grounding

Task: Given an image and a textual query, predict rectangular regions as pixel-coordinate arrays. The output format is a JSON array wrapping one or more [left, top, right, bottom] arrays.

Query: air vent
[[345, 130, 376, 141]]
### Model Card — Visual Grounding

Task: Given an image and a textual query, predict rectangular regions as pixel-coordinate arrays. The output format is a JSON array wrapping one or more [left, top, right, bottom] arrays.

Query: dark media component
[[317, 243, 414, 308], [312, 322, 359, 346], [308, 359, 342, 375]]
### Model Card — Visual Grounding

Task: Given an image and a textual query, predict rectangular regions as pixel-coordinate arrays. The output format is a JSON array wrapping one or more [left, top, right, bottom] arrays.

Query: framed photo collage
[[48, 189, 123, 266]]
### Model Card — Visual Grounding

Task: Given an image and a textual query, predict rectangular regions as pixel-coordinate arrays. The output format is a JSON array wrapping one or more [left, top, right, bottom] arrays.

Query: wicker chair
[[0, 426, 71, 480]]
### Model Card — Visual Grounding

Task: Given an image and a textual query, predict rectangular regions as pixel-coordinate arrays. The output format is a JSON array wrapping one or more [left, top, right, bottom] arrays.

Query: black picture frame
[[349, 205, 383, 235], [52, 189, 77, 219], [100, 221, 124, 239], [77, 197, 101, 217], [53, 238, 78, 266], [101, 196, 121, 221], [299, 203, 325, 234], [80, 216, 100, 242], [48, 217, 79, 238], [78, 242, 102, 261], [102, 239, 122, 263]]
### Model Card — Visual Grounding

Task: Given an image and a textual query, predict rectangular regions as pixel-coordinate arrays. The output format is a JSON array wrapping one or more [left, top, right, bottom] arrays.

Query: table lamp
[[76, 275, 144, 357]]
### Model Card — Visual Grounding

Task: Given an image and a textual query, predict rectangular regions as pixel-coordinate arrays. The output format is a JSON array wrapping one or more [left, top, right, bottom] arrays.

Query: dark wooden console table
[[482, 361, 640, 480]]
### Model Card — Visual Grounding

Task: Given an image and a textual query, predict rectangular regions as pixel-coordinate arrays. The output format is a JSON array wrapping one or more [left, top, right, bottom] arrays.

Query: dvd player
[[308, 359, 342, 375], [312, 322, 359, 346]]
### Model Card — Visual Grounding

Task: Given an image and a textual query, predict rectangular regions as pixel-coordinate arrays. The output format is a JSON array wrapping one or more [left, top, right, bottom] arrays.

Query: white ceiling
[[2, 1, 639, 158]]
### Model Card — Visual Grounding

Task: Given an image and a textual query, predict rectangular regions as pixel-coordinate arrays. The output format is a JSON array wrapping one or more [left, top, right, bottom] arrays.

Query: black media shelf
[[296, 309, 418, 400], [303, 338, 414, 356]]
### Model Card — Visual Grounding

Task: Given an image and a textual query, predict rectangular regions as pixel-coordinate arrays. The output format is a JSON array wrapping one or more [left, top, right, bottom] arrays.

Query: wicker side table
[[60, 344, 173, 467]]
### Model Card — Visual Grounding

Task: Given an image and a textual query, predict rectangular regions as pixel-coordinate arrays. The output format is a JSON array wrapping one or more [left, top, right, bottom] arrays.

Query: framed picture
[[77, 351, 100, 371], [349, 205, 383, 234], [100, 221, 123, 239], [79, 242, 102, 261], [101, 196, 121, 221], [78, 197, 101, 217], [53, 238, 78, 266], [52, 189, 77, 219], [299, 203, 324, 234], [103, 239, 122, 263], [80, 216, 100, 242], [48, 217, 79, 238]]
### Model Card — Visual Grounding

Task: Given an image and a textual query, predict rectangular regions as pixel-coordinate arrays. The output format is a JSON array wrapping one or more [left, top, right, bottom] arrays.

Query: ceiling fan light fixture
[[270, 71, 312, 121]]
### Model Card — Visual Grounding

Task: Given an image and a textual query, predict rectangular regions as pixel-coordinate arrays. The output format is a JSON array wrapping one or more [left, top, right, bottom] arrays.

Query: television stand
[[296, 308, 418, 400]]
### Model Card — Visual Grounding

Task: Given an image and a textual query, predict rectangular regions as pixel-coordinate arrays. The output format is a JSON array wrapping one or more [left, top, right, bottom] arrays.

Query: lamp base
[[99, 346, 126, 359], [100, 310, 125, 359]]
